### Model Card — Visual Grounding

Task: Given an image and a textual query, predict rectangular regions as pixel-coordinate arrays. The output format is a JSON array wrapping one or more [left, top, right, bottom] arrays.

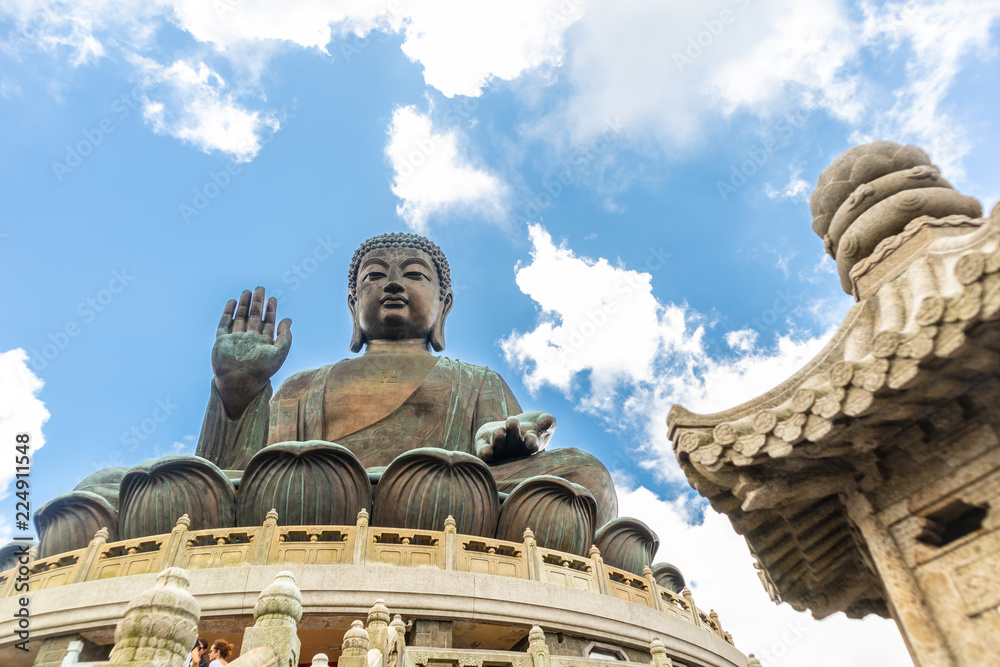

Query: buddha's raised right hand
[[212, 287, 292, 417]]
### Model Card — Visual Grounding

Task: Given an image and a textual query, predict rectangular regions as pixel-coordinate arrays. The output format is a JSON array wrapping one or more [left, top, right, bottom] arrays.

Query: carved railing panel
[[94, 538, 165, 579], [276, 526, 353, 565], [538, 547, 598, 593], [656, 585, 694, 622], [460, 536, 525, 578], [2, 511, 729, 644], [605, 563, 654, 606], [29, 550, 83, 590], [185, 528, 258, 570], [368, 527, 443, 568]]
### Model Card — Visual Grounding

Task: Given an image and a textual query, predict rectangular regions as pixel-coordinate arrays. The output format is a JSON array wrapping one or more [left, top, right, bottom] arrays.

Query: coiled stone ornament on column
[[253, 570, 303, 627], [809, 141, 983, 295]]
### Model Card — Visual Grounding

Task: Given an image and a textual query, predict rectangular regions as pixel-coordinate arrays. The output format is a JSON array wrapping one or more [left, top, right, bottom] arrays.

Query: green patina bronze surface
[[372, 447, 499, 537], [118, 455, 235, 540], [237, 441, 372, 528], [35, 233, 624, 553], [196, 232, 618, 533], [595, 517, 660, 576]]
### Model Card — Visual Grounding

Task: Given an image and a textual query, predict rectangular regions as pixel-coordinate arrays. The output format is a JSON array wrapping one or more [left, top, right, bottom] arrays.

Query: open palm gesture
[[212, 287, 292, 415]]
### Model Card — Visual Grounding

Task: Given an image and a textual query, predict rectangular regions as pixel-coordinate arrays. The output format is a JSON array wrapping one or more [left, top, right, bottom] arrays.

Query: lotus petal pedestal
[[595, 517, 659, 576], [373, 448, 499, 537], [34, 491, 118, 558], [496, 475, 596, 556], [237, 441, 371, 527], [118, 455, 235, 540], [651, 562, 686, 594]]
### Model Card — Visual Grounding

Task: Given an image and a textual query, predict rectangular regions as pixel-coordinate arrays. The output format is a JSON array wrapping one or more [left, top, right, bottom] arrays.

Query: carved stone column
[[845, 490, 955, 667]]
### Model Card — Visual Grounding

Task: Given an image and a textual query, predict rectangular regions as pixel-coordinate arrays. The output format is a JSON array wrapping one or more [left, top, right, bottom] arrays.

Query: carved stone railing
[[1, 509, 733, 646], [79, 568, 699, 667]]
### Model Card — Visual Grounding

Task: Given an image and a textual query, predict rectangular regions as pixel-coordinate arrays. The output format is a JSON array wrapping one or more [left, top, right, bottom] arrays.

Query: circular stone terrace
[[0, 509, 747, 667]]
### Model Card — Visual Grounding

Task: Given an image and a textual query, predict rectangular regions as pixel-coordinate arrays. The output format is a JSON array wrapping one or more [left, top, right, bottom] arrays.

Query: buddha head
[[348, 232, 454, 352]]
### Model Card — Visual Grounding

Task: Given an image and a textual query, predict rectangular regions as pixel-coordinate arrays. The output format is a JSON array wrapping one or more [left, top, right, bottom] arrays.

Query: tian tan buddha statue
[[34, 233, 663, 577]]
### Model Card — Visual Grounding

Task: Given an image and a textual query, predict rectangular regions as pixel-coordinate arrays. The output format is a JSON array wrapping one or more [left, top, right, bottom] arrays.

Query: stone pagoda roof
[[668, 208, 1000, 620]]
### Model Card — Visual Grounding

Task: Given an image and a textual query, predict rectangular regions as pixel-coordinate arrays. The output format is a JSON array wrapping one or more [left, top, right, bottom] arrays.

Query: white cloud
[[765, 169, 811, 202], [553, 0, 863, 149], [386, 104, 507, 231], [172, 0, 583, 97], [0, 349, 50, 543], [3, 0, 581, 96], [6, 0, 997, 184], [134, 57, 279, 162], [856, 0, 1000, 182], [0, 0, 163, 63], [394, 0, 583, 97], [502, 225, 840, 481], [618, 483, 911, 667], [725, 328, 757, 352]]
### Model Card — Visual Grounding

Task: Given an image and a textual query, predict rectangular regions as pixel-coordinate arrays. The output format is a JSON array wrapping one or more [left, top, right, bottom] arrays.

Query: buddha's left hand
[[474, 411, 556, 462]]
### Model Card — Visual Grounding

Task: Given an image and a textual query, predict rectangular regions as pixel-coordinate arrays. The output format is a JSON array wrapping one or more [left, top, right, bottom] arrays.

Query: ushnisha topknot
[[348, 232, 451, 302]]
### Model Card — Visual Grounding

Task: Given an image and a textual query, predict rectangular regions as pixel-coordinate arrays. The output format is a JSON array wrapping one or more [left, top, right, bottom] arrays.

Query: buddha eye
[[404, 271, 428, 281], [364, 271, 386, 281]]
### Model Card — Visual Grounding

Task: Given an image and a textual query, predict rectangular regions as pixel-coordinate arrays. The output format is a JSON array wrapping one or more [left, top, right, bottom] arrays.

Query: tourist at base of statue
[[189, 638, 209, 667], [207, 639, 233, 667]]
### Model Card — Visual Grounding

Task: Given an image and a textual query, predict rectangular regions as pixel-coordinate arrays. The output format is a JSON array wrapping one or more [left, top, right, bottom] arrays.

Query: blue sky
[[1, 1, 998, 664]]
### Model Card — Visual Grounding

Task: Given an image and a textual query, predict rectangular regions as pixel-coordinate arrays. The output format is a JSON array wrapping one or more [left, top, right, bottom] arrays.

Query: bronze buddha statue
[[37, 233, 665, 573], [196, 232, 618, 528]]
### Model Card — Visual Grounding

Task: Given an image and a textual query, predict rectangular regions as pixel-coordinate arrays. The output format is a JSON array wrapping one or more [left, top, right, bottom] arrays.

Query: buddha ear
[[348, 297, 366, 353], [429, 288, 454, 352]]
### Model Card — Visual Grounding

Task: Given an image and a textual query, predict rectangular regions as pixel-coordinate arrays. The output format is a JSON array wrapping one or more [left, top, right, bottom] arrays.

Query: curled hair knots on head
[[348, 232, 451, 302]]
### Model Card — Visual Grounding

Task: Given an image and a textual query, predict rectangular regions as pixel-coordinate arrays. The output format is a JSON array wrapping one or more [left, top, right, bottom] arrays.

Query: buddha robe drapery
[[196, 356, 617, 526]]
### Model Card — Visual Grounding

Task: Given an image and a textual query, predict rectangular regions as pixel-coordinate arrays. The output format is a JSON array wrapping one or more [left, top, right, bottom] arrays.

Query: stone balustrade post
[[682, 588, 700, 627], [746, 654, 762, 667], [247, 508, 279, 566], [353, 508, 370, 566], [72, 526, 109, 583], [366, 599, 390, 656], [107, 567, 199, 666], [310, 653, 330, 667], [390, 614, 407, 653], [708, 609, 723, 638], [649, 638, 673, 667], [590, 545, 610, 596], [523, 528, 542, 582], [158, 515, 191, 571], [643, 565, 663, 612], [340, 620, 371, 667], [443, 515, 459, 570], [526, 625, 550, 667], [240, 570, 303, 667]]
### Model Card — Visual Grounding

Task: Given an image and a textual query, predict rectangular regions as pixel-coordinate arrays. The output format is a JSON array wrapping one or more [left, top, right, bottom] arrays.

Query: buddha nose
[[384, 267, 404, 293]]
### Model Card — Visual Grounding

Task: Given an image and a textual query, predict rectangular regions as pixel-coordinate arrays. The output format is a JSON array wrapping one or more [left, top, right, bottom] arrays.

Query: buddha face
[[353, 246, 450, 347]]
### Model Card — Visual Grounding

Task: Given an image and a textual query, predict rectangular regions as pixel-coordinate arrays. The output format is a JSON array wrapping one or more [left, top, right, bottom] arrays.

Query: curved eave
[[668, 214, 1000, 618]]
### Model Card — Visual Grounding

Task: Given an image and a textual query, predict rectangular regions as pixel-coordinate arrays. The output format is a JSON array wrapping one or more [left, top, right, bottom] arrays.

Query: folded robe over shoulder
[[196, 356, 617, 526]]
